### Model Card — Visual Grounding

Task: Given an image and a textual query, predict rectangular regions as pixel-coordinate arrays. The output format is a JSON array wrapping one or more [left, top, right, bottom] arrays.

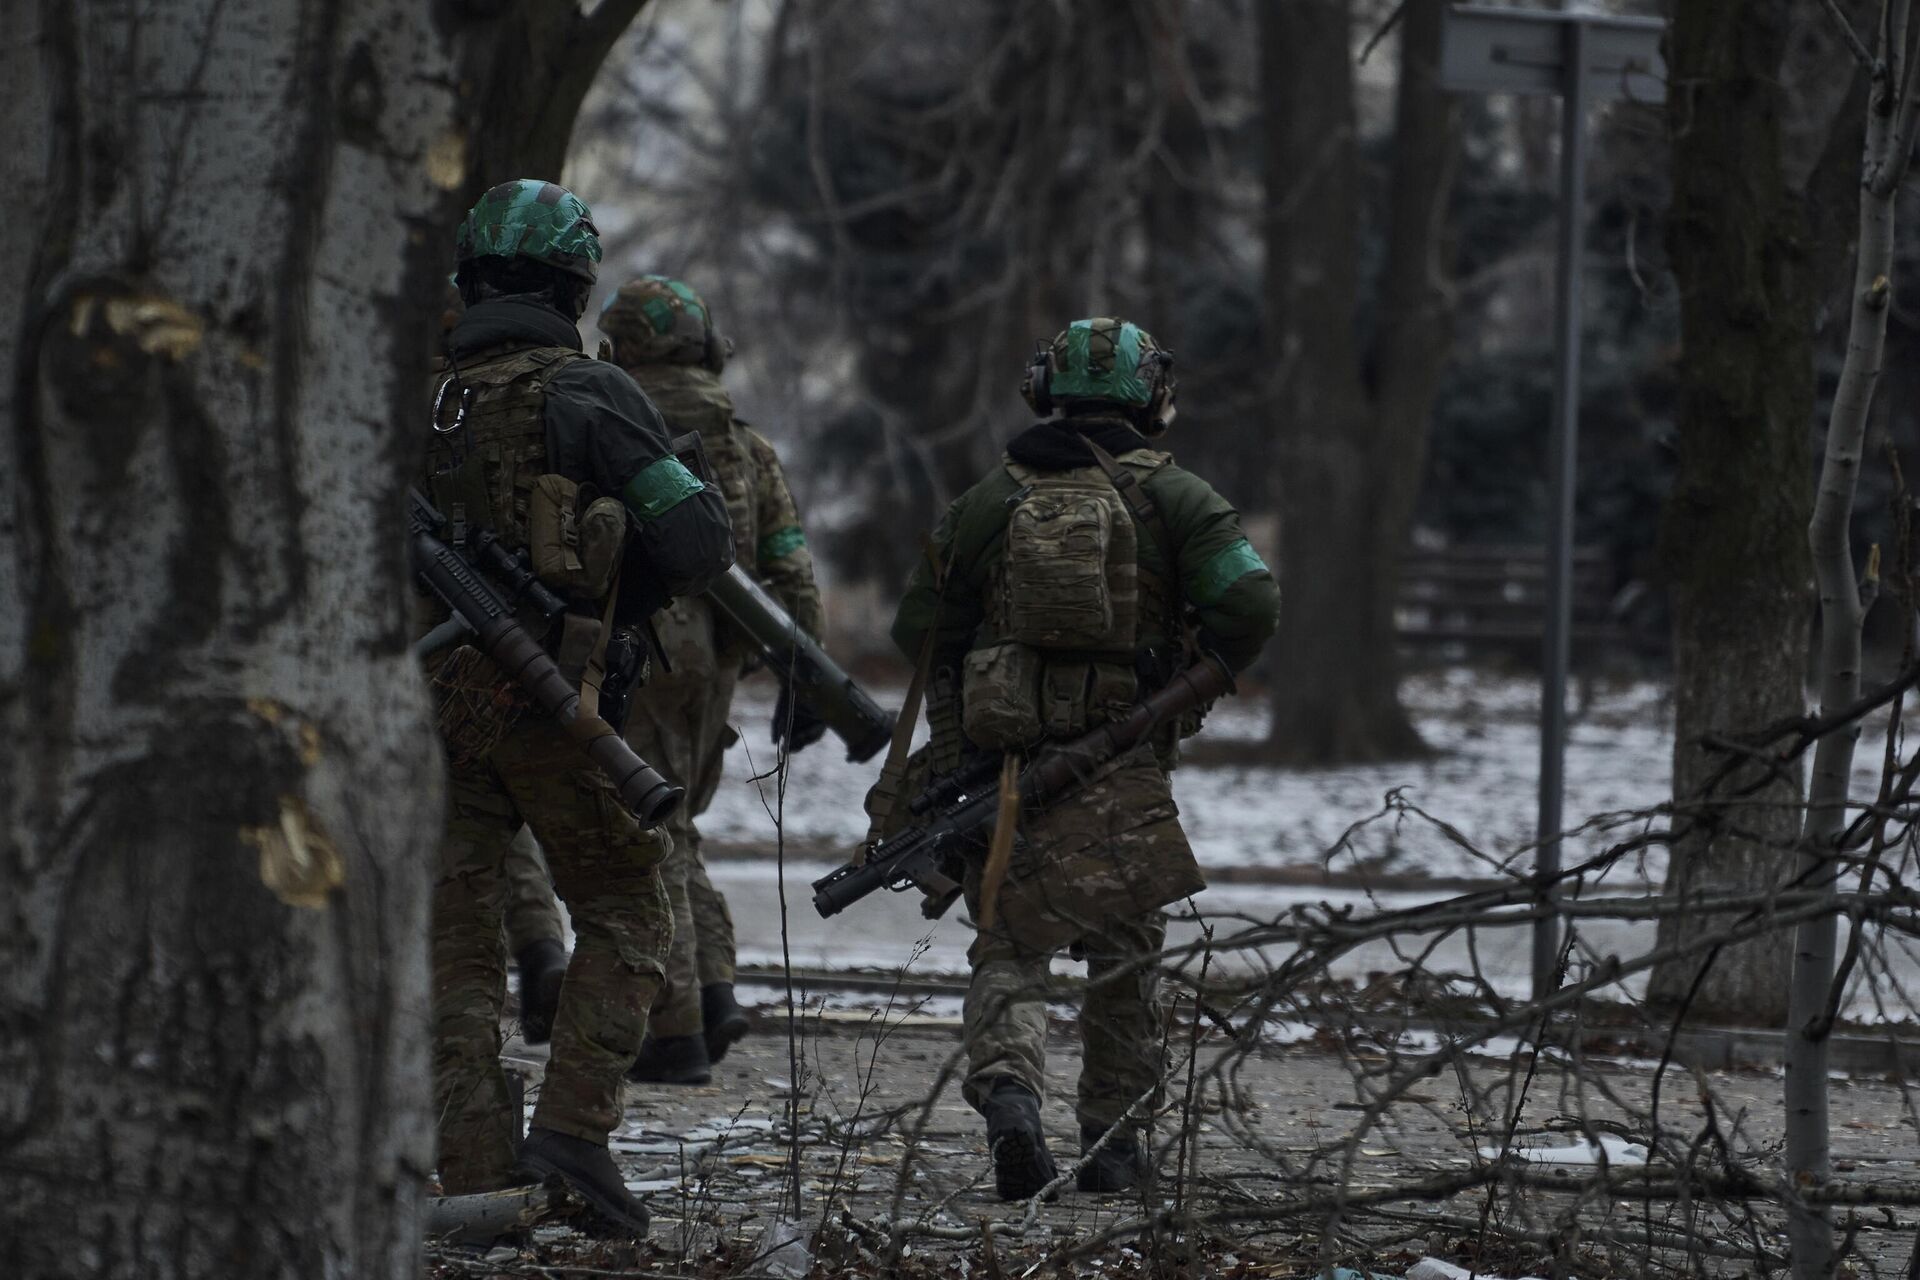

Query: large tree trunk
[[1647, 0, 1817, 1025], [1262, 0, 1457, 764], [455, 0, 653, 204], [0, 2, 458, 1275]]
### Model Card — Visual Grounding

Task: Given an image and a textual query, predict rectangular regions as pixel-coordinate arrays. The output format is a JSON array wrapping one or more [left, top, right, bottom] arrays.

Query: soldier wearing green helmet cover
[[422, 180, 735, 1237], [887, 317, 1278, 1201], [502, 274, 829, 1085]]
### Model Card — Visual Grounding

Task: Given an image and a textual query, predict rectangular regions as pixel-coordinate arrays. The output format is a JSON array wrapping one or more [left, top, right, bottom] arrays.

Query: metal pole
[[1533, 17, 1588, 1001]]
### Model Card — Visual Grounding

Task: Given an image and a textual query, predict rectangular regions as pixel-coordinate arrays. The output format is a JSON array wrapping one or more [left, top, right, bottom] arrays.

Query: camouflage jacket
[[622, 363, 825, 643], [891, 427, 1279, 679]]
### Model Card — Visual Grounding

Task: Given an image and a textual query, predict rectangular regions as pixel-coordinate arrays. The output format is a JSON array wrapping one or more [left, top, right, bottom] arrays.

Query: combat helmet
[[455, 179, 603, 283], [1022, 317, 1176, 435], [599, 275, 730, 373]]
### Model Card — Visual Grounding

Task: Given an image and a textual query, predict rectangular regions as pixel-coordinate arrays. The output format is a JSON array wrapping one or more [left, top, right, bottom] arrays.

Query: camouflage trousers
[[433, 713, 673, 1194], [960, 745, 1200, 1133], [503, 826, 565, 954], [628, 658, 741, 1037], [494, 654, 744, 1037]]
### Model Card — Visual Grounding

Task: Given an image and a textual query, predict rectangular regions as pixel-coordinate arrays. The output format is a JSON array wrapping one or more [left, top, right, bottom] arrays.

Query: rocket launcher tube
[[408, 488, 684, 824], [707, 564, 896, 762]]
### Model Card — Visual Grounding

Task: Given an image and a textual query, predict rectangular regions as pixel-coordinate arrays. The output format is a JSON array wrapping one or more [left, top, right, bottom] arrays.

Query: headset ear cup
[[1032, 354, 1052, 416], [1145, 381, 1175, 435]]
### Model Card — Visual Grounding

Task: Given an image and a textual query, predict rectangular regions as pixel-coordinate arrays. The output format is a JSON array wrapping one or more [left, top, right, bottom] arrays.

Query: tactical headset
[[1023, 325, 1178, 436]]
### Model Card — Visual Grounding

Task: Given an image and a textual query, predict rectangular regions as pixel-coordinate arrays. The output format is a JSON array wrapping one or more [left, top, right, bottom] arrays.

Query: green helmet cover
[[599, 274, 722, 368], [456, 179, 602, 282], [1047, 318, 1158, 407]]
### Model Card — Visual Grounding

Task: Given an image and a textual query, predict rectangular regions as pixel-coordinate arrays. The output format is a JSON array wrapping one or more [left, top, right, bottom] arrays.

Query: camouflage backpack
[[963, 456, 1166, 750]]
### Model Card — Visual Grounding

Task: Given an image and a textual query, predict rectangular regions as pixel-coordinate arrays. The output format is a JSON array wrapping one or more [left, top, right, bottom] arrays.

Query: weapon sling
[[857, 539, 950, 863]]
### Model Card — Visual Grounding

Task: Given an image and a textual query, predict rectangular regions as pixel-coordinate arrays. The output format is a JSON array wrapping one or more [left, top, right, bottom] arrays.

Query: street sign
[[1441, 5, 1664, 104], [1436, 5, 1665, 1001]]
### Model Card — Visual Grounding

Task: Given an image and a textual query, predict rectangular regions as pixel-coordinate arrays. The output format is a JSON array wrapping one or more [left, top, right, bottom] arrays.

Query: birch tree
[[1784, 3, 1920, 1276], [0, 2, 462, 1275]]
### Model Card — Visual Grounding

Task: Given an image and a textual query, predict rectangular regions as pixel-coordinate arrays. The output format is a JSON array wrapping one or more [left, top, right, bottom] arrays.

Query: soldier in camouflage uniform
[[889, 318, 1278, 1200], [506, 274, 828, 1085], [424, 182, 734, 1235]]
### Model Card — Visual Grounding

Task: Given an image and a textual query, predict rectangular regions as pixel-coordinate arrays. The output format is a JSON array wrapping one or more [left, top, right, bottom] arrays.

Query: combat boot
[[1075, 1122, 1148, 1193], [514, 938, 568, 1045], [514, 1127, 650, 1237], [625, 1033, 712, 1085], [981, 1078, 1057, 1202], [701, 983, 751, 1064]]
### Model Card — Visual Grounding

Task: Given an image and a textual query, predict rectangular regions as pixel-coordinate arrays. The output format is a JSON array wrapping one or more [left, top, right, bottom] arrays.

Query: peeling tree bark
[[1261, 0, 1458, 765], [0, 2, 463, 1275]]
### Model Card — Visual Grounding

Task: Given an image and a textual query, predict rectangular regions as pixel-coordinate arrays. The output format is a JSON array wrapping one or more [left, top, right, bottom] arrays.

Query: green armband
[[757, 525, 806, 562], [1191, 538, 1268, 605], [621, 455, 705, 519]]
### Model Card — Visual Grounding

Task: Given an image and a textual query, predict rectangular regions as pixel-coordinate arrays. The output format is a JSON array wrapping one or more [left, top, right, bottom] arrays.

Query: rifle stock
[[811, 654, 1233, 917]]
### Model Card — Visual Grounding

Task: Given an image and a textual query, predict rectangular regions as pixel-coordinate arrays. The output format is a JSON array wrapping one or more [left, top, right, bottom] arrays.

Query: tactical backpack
[[963, 449, 1173, 751]]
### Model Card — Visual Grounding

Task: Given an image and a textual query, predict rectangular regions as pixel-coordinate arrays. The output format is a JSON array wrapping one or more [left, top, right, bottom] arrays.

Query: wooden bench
[[1396, 543, 1642, 662]]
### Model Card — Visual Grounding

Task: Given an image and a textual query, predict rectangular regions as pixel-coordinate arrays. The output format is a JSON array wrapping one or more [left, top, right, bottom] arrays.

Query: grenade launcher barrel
[[408, 488, 684, 824], [810, 654, 1234, 917], [707, 564, 896, 762]]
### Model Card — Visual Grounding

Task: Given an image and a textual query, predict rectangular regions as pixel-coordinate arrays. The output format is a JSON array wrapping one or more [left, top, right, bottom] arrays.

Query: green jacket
[[890, 440, 1278, 677]]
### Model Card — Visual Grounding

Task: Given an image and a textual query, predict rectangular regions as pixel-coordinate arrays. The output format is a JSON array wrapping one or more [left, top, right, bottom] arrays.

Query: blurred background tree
[[567, 0, 1691, 713]]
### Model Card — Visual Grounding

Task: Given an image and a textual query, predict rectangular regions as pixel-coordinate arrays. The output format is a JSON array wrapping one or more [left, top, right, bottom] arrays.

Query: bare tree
[[0, 1, 461, 1274], [1261, 0, 1460, 764], [1786, 2, 1920, 1274], [453, 0, 655, 202], [1647, 0, 1825, 1025]]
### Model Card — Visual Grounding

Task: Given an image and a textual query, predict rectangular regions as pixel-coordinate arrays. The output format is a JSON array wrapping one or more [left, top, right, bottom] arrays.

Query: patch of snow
[[1476, 1133, 1648, 1166], [1408, 1259, 1546, 1280]]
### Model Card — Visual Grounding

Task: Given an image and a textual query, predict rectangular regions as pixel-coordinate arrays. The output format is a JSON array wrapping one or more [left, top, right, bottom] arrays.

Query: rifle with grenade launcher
[[408, 487, 684, 824], [811, 654, 1233, 918]]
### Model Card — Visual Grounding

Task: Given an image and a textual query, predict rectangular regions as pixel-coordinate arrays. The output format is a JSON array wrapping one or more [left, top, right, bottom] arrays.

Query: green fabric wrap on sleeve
[[1191, 538, 1268, 605], [757, 525, 806, 562], [621, 455, 706, 519]]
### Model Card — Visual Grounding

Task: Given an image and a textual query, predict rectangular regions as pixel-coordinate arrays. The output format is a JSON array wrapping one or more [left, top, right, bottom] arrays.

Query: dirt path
[[454, 999, 1920, 1277]]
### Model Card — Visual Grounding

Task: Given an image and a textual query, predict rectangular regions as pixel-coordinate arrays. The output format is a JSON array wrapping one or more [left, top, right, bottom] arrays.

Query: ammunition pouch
[[962, 643, 1136, 749], [961, 642, 1043, 749], [528, 473, 628, 603]]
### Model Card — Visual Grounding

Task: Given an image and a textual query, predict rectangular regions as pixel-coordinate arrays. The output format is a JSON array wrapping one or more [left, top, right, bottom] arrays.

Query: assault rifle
[[810, 654, 1233, 918], [408, 487, 684, 824], [707, 565, 895, 762]]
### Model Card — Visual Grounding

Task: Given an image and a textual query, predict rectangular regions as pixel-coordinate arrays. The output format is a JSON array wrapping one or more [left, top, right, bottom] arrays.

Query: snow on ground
[[704, 668, 1886, 888], [685, 668, 1919, 1009]]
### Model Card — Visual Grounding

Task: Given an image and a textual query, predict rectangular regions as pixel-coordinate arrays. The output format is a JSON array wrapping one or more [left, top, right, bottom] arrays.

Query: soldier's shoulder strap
[[1082, 437, 1175, 558]]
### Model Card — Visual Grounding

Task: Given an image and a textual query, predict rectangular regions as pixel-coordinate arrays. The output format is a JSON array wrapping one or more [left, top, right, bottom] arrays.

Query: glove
[[772, 682, 829, 754]]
